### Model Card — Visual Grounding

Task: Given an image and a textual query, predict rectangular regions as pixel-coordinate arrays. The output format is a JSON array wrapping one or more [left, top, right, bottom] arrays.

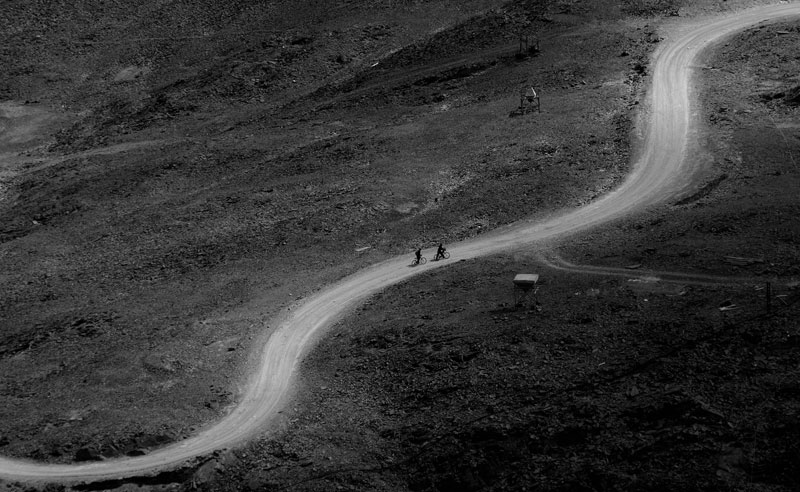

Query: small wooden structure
[[518, 33, 540, 56], [513, 273, 539, 307]]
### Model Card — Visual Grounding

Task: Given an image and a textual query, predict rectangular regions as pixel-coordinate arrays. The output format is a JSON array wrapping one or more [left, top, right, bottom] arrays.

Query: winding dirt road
[[2, 3, 800, 485]]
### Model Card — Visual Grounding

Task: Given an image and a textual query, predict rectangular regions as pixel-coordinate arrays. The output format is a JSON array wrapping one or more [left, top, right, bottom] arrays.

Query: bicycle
[[412, 255, 427, 266], [433, 251, 450, 261]]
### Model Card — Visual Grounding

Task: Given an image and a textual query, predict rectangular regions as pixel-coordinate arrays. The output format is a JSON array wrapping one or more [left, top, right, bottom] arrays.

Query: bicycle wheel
[[442, 251, 450, 259], [419, 256, 427, 264]]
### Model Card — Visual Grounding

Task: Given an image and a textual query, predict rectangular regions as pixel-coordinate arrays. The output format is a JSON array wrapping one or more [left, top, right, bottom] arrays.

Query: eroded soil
[[1, 1, 798, 491], [190, 15, 800, 492], [0, 0, 647, 465]]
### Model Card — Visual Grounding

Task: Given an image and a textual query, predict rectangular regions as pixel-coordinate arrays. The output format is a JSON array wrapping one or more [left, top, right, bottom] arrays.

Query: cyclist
[[414, 248, 422, 265], [435, 243, 446, 261]]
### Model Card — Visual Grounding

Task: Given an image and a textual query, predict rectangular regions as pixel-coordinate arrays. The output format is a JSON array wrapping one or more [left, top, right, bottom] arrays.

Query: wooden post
[[766, 281, 772, 312]]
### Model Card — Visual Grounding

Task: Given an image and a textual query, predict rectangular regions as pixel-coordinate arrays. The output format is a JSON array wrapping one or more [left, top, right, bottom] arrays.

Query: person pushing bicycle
[[435, 243, 446, 261]]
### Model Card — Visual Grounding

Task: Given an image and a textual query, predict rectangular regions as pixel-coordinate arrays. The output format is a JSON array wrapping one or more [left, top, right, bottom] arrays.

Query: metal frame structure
[[518, 86, 541, 114]]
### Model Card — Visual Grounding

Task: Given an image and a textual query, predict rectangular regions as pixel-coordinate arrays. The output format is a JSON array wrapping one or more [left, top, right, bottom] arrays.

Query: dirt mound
[[784, 84, 800, 105]]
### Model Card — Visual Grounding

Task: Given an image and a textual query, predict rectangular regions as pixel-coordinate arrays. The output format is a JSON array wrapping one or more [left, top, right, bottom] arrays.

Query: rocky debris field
[[184, 15, 800, 492], [0, 0, 655, 467], [212, 258, 798, 491], [2, 0, 798, 491]]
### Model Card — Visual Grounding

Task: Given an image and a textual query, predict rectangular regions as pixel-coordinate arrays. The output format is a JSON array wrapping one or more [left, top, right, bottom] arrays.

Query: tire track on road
[[536, 250, 779, 287]]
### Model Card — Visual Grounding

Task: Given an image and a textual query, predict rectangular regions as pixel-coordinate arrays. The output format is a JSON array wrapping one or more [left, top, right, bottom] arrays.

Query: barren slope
[[2, 2, 799, 486], [0, 0, 643, 467]]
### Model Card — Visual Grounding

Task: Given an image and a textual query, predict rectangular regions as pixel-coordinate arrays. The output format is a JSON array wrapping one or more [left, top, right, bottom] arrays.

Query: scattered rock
[[784, 85, 800, 105], [142, 354, 178, 374], [74, 447, 104, 462]]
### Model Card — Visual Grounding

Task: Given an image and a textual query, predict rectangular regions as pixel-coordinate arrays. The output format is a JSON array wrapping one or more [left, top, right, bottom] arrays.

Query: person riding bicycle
[[414, 248, 422, 265], [435, 243, 446, 260]]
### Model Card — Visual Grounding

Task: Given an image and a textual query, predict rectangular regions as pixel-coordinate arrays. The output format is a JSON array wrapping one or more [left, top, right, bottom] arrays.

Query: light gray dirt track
[[536, 251, 779, 287], [2, 3, 800, 484]]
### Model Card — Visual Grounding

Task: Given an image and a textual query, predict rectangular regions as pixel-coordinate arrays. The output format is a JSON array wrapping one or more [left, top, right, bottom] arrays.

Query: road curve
[[2, 3, 799, 484]]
